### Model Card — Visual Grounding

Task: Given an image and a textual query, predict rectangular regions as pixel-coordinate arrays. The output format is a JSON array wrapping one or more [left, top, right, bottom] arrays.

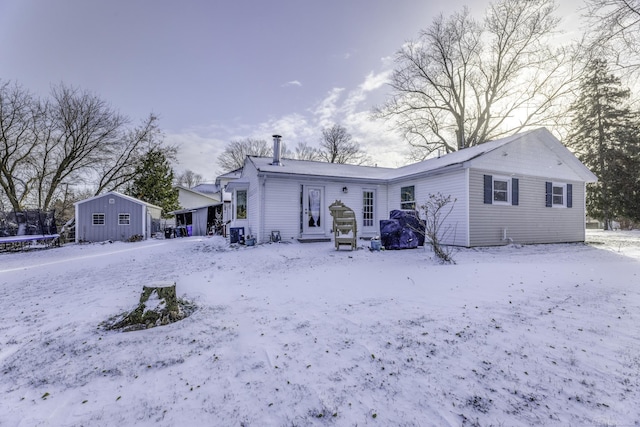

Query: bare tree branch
[[218, 138, 270, 171], [376, 0, 577, 159], [318, 124, 370, 165]]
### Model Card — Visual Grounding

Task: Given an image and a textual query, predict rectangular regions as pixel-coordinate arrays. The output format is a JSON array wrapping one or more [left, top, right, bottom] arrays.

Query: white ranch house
[[224, 128, 597, 247]]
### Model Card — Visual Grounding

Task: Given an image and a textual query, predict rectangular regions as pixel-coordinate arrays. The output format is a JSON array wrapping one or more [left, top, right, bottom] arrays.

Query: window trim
[[552, 182, 566, 207], [363, 190, 375, 227], [484, 175, 519, 206], [92, 213, 105, 226], [400, 185, 415, 210], [236, 189, 247, 220], [545, 181, 573, 208], [118, 213, 131, 225], [492, 175, 511, 205]]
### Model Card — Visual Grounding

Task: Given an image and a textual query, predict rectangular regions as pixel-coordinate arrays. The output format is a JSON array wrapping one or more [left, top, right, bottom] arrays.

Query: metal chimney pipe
[[272, 134, 282, 166]]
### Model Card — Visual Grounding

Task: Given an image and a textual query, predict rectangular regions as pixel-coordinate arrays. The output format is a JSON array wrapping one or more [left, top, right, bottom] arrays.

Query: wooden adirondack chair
[[329, 200, 358, 250]]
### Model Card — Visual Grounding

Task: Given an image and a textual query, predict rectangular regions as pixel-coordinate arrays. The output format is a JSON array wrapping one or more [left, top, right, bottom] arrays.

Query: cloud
[[360, 70, 391, 92], [166, 131, 228, 180], [311, 87, 345, 127], [168, 61, 409, 180], [282, 80, 302, 87]]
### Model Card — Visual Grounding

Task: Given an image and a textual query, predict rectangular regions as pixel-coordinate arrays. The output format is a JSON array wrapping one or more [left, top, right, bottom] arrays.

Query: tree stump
[[108, 281, 190, 331]]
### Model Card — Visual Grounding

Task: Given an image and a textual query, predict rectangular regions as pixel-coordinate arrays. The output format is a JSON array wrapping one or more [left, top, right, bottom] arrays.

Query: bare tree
[[318, 124, 370, 165], [176, 169, 204, 188], [0, 80, 172, 212], [418, 193, 457, 264], [377, 0, 577, 159], [583, 0, 640, 75], [0, 81, 39, 211], [218, 138, 270, 171], [94, 113, 171, 195], [33, 85, 172, 211], [290, 141, 321, 161]]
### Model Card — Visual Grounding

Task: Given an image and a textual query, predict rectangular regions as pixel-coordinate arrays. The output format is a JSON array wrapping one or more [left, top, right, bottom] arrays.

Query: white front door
[[303, 185, 324, 235]]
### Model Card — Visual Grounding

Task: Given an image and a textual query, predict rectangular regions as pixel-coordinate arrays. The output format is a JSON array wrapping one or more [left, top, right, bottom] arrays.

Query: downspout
[[465, 168, 470, 247], [75, 203, 79, 243], [260, 174, 266, 244], [142, 206, 147, 240]]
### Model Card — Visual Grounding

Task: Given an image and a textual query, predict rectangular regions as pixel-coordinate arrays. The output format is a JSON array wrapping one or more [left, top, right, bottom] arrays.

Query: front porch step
[[297, 237, 331, 243]]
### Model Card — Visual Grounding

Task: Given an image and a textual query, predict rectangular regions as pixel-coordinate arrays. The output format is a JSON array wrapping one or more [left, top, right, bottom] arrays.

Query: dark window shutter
[[484, 175, 492, 204], [567, 184, 573, 208], [512, 178, 519, 206], [545, 182, 552, 207]]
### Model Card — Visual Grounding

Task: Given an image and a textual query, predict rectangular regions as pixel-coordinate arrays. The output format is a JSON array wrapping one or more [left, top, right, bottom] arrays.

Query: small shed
[[74, 191, 162, 243]]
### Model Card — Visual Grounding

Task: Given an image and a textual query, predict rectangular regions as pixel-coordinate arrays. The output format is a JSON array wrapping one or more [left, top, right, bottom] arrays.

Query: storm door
[[303, 186, 324, 235]]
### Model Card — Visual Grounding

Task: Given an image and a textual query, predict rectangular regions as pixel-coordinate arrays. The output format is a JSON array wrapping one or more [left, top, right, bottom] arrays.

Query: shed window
[[401, 186, 415, 210], [236, 190, 247, 219], [118, 213, 130, 225], [92, 213, 105, 225]]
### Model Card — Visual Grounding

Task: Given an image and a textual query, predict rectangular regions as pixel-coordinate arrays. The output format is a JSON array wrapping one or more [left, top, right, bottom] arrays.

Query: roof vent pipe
[[272, 134, 282, 166]]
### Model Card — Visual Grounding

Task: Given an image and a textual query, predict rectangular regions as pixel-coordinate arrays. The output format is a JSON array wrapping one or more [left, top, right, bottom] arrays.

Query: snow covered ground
[[1, 230, 639, 426]]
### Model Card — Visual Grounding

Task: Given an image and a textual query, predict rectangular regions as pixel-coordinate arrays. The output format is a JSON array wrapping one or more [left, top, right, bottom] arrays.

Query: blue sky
[[0, 0, 584, 181]]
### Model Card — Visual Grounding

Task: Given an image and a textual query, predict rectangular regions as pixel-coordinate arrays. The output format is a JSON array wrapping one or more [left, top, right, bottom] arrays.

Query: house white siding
[[261, 177, 303, 242], [228, 129, 596, 247], [466, 135, 588, 182], [389, 169, 469, 246], [469, 169, 586, 246], [253, 176, 389, 243]]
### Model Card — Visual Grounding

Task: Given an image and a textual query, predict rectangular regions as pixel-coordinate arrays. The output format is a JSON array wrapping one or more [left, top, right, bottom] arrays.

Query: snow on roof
[[176, 185, 220, 200], [190, 183, 220, 194], [249, 128, 546, 181], [74, 191, 162, 210], [248, 157, 394, 180], [385, 128, 540, 179]]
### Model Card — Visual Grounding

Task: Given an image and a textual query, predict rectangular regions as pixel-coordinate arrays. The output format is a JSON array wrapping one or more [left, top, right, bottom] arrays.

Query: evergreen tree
[[566, 59, 640, 229], [126, 149, 180, 218]]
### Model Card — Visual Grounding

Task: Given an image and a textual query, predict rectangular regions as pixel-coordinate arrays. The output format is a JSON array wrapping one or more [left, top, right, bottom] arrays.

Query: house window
[[483, 175, 519, 206], [118, 213, 130, 225], [401, 186, 415, 210], [236, 190, 247, 219], [552, 184, 565, 206], [92, 213, 105, 225], [546, 182, 572, 208], [493, 176, 511, 204], [363, 190, 374, 227]]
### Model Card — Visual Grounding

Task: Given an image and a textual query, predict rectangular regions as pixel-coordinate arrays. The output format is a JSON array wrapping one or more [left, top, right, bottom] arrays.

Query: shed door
[[303, 185, 324, 235]]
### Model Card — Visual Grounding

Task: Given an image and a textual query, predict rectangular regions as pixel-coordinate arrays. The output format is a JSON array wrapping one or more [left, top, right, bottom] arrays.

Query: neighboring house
[[225, 128, 597, 247], [74, 191, 162, 243], [169, 172, 242, 237], [176, 185, 220, 208], [170, 186, 222, 236]]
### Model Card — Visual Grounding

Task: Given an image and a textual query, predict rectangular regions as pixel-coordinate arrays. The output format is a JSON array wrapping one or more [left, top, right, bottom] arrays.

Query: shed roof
[[74, 191, 162, 210]]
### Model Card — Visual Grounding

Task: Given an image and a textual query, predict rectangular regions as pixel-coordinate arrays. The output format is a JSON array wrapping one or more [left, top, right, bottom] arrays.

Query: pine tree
[[126, 149, 180, 218], [566, 59, 640, 229]]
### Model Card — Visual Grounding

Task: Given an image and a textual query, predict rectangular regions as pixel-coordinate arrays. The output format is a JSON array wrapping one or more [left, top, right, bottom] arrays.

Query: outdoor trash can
[[230, 227, 244, 244], [164, 227, 173, 239]]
